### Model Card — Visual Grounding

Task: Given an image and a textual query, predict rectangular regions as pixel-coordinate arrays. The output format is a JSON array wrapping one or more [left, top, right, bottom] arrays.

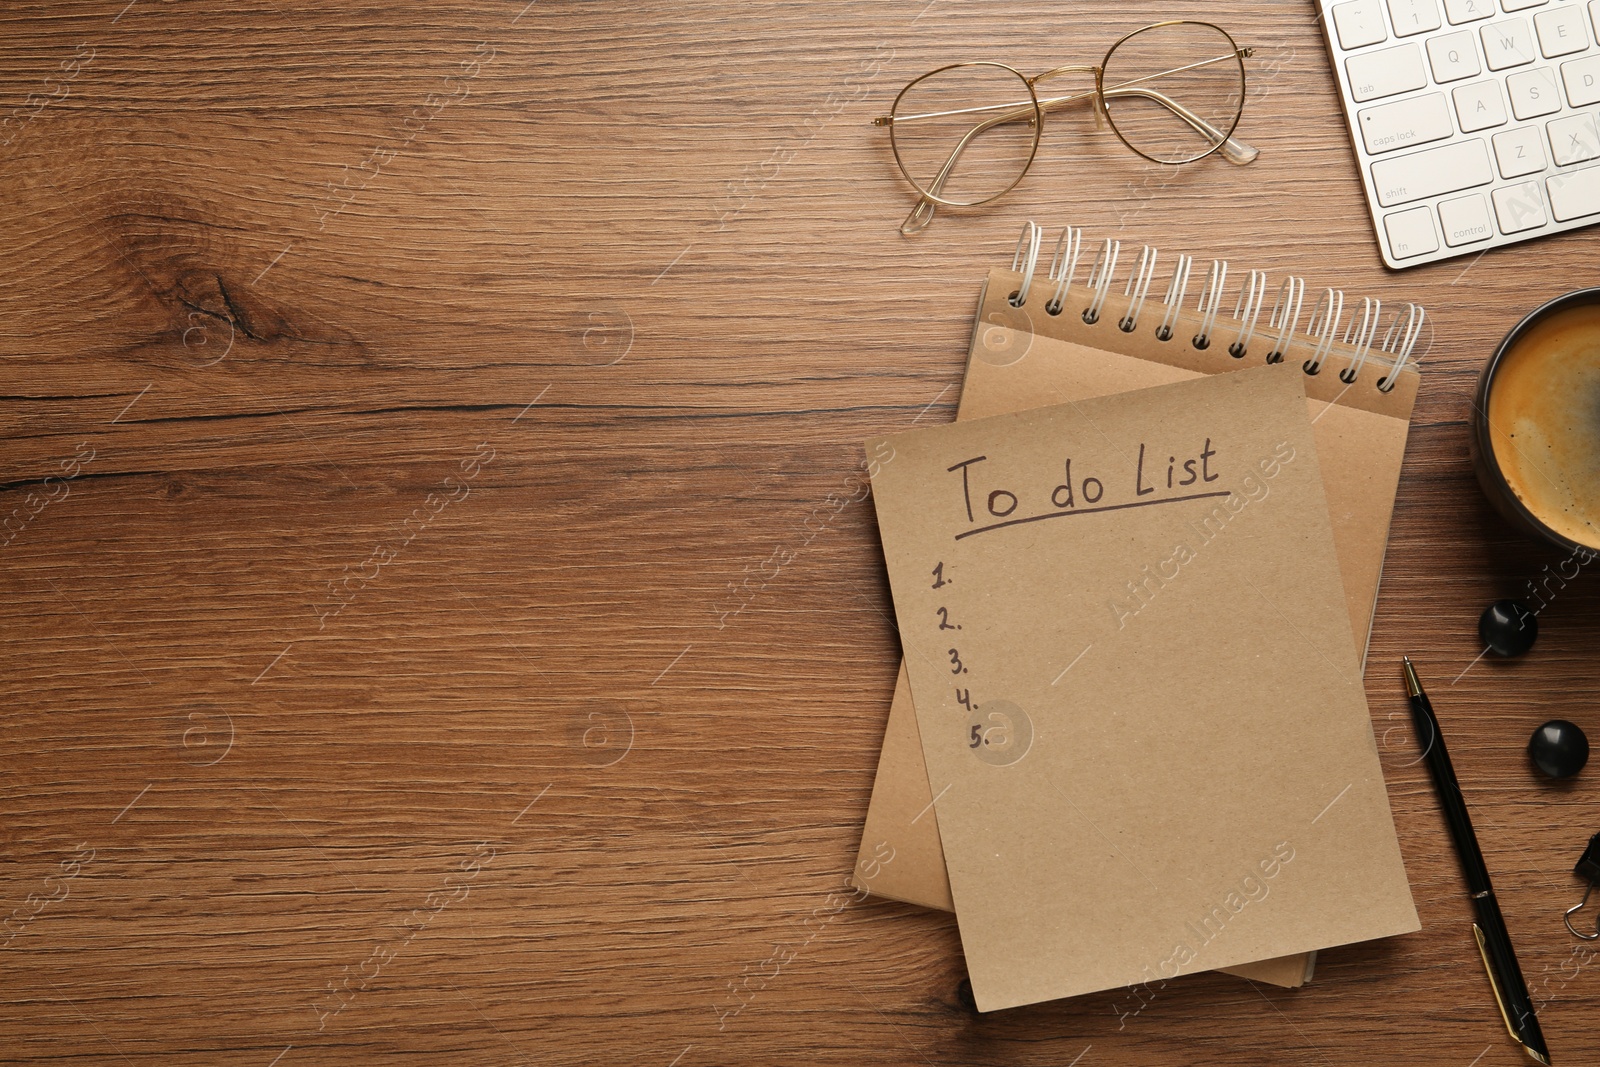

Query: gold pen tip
[[1402, 657, 1421, 698]]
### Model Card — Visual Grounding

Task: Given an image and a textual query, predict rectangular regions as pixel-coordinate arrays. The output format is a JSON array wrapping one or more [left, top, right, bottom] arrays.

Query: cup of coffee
[[1471, 288, 1600, 554]]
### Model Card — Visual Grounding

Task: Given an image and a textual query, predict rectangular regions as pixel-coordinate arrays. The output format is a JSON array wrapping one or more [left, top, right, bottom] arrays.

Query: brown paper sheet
[[853, 269, 1420, 992], [866, 365, 1419, 1012]]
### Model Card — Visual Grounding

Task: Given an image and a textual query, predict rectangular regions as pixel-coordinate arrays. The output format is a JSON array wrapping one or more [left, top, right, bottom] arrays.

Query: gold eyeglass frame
[[875, 21, 1257, 235]]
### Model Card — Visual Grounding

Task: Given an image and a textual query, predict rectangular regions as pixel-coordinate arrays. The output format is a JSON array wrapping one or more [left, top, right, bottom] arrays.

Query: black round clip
[[1530, 720, 1589, 779], [1480, 599, 1538, 658]]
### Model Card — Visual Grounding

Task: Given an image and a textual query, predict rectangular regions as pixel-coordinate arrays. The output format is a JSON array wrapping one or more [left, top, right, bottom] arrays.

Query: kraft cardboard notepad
[[866, 365, 1418, 1012], [853, 259, 1424, 991]]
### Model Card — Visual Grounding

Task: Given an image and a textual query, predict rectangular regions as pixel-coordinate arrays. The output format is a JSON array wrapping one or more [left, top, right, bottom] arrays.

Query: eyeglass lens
[[889, 63, 1039, 208], [1101, 22, 1245, 165]]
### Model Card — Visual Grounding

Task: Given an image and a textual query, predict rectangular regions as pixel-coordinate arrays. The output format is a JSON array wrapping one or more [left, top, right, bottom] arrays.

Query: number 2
[[937, 607, 958, 631]]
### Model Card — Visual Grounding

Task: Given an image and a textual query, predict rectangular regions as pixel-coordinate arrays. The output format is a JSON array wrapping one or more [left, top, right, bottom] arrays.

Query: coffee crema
[[1487, 303, 1600, 550]]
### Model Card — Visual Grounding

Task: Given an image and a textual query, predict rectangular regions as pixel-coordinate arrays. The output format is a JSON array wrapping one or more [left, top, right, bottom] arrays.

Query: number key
[[1386, 0, 1441, 36], [1442, 0, 1494, 24]]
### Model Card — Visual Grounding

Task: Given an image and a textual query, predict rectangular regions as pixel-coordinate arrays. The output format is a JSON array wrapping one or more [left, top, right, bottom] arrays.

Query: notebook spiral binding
[[1007, 223, 1426, 394]]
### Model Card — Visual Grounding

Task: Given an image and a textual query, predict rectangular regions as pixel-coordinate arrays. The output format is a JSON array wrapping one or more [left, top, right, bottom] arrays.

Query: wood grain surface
[[2, 1, 1597, 1064]]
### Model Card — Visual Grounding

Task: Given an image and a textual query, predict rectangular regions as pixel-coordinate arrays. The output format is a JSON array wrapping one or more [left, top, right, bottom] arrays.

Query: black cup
[[1470, 287, 1600, 556]]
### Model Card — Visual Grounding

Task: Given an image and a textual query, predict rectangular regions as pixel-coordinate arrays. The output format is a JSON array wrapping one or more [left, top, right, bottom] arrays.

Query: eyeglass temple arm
[[1102, 87, 1259, 166], [900, 87, 1257, 236]]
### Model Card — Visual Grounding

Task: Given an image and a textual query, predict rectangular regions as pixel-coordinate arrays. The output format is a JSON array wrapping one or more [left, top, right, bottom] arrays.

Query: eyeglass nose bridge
[[1028, 64, 1110, 122], [1027, 63, 1102, 86]]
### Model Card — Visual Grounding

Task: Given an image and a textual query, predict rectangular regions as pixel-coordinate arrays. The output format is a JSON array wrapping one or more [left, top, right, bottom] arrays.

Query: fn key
[[1384, 206, 1439, 259]]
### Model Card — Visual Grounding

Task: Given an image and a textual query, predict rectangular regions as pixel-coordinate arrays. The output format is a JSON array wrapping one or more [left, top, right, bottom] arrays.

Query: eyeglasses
[[875, 21, 1259, 235]]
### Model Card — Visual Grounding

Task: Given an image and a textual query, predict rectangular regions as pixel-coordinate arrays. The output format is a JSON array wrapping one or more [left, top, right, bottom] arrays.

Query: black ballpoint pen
[[1404, 657, 1551, 1066]]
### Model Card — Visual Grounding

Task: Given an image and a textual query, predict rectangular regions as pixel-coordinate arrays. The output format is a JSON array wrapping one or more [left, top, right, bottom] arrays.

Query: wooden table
[[2, 2, 1596, 1064]]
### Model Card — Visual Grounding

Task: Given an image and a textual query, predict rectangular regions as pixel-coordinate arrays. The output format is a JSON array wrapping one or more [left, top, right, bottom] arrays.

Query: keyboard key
[[1507, 65, 1563, 117], [1383, 205, 1441, 258], [1562, 54, 1600, 106], [1548, 112, 1600, 164], [1547, 164, 1600, 218], [1371, 137, 1494, 205], [1453, 79, 1509, 130], [1494, 124, 1550, 176], [1387, 0, 1442, 36], [1444, 0, 1495, 23], [1502, 0, 1550, 9], [1535, 6, 1588, 58], [1438, 192, 1495, 244], [1334, 0, 1391, 48], [1482, 18, 1538, 68], [1495, 181, 1549, 231], [1347, 43, 1430, 99], [1362, 93, 1456, 151], [1428, 30, 1484, 80]]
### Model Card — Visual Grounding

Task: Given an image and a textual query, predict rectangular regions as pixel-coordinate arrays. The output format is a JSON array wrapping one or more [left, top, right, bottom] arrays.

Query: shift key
[[1371, 138, 1494, 207]]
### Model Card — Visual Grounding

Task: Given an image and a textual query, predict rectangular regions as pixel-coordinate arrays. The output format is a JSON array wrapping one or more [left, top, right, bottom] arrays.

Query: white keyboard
[[1319, 0, 1600, 268]]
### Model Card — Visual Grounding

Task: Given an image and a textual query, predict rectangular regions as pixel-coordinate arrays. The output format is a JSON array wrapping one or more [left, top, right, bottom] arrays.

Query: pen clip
[[1474, 923, 1521, 1045]]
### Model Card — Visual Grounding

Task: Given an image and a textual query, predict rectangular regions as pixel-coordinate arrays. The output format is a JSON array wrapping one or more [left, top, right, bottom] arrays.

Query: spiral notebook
[[853, 224, 1427, 991], [868, 364, 1419, 1011]]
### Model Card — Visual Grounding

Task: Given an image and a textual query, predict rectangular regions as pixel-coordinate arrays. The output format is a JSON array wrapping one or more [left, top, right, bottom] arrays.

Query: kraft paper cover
[[865, 365, 1418, 1011]]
